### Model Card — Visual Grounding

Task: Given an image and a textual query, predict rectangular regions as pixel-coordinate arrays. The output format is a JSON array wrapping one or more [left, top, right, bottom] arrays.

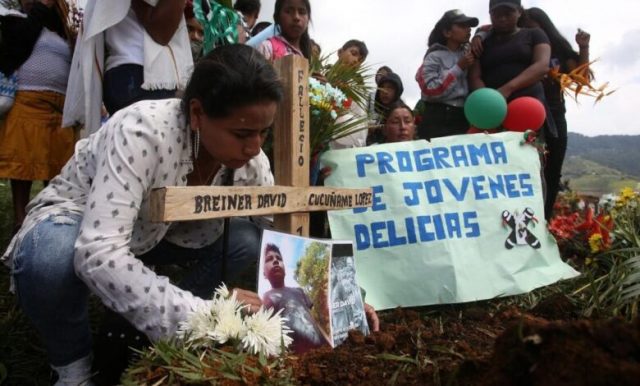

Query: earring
[[192, 130, 200, 161]]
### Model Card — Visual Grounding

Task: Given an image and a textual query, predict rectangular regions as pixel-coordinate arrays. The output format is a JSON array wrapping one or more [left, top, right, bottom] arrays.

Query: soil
[[292, 302, 640, 386]]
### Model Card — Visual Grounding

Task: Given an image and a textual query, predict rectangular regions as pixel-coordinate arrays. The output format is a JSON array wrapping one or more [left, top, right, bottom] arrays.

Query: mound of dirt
[[293, 308, 640, 386]]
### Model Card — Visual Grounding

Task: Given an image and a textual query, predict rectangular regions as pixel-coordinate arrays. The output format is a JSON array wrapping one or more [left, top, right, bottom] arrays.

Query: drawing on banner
[[502, 208, 541, 249]]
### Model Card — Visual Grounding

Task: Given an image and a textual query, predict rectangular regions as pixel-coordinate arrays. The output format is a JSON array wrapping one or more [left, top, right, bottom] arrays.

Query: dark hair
[[264, 243, 282, 257], [251, 21, 272, 37], [428, 13, 455, 46], [310, 38, 321, 55], [384, 100, 414, 122], [274, 0, 312, 59], [377, 65, 392, 74], [234, 0, 261, 16], [520, 7, 579, 66], [341, 39, 369, 60], [181, 44, 283, 122]]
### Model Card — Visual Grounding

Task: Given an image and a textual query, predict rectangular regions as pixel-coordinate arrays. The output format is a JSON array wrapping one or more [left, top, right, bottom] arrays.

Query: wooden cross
[[150, 55, 372, 235]]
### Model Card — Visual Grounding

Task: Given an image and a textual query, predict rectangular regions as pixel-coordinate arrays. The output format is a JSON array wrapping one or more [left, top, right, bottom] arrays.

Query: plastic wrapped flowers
[[176, 284, 293, 357], [309, 77, 351, 120], [308, 76, 357, 155]]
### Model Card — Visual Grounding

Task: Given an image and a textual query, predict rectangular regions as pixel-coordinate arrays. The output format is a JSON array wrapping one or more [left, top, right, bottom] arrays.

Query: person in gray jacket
[[415, 9, 478, 140]]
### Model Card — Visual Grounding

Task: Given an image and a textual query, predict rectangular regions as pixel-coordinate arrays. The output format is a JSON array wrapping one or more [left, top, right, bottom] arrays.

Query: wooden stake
[[272, 55, 310, 236]]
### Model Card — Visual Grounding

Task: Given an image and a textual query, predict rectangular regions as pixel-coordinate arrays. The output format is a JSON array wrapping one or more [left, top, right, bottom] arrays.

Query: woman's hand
[[457, 51, 475, 71], [311, 72, 328, 84], [364, 303, 380, 332], [319, 166, 332, 180], [497, 84, 513, 100], [232, 288, 263, 314], [575, 28, 590, 49], [470, 35, 484, 58]]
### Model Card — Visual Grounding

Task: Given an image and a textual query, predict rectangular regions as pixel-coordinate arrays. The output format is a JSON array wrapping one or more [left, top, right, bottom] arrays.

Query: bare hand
[[311, 72, 327, 84], [319, 166, 332, 180], [232, 288, 262, 314], [575, 28, 590, 49], [364, 303, 379, 332], [470, 35, 484, 58], [458, 51, 475, 70], [497, 85, 512, 100]]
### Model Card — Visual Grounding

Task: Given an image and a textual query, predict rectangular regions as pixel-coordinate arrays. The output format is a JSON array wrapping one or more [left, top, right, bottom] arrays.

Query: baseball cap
[[489, 0, 521, 11], [443, 9, 479, 27]]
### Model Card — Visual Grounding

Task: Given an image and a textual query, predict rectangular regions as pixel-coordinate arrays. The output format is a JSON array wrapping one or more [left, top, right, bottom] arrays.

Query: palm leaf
[[307, 55, 373, 154], [322, 60, 373, 110], [621, 254, 640, 302]]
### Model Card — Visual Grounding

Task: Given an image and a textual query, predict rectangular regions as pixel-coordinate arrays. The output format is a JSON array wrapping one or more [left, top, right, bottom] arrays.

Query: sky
[[258, 0, 640, 137]]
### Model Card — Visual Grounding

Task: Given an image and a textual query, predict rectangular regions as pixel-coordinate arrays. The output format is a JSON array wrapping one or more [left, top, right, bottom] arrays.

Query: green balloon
[[464, 88, 507, 129]]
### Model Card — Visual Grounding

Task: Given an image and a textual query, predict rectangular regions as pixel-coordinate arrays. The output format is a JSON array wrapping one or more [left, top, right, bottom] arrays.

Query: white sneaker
[[52, 354, 94, 386]]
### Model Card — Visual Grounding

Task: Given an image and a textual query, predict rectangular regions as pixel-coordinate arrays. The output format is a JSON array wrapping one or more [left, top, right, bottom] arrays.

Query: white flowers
[[241, 307, 293, 357], [176, 284, 292, 356]]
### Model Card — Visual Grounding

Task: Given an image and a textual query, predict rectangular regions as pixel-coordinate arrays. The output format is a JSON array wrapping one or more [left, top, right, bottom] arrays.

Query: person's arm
[[470, 24, 493, 58], [497, 42, 551, 99], [73, 108, 210, 342], [468, 59, 485, 91], [232, 288, 262, 313], [565, 28, 591, 80], [131, 0, 186, 46], [575, 28, 590, 66], [364, 303, 379, 331], [416, 51, 474, 103], [0, 0, 54, 74], [256, 39, 274, 61]]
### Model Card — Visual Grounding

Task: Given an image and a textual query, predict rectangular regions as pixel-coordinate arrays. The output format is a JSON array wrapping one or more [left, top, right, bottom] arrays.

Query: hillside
[[567, 133, 640, 178], [561, 155, 640, 196]]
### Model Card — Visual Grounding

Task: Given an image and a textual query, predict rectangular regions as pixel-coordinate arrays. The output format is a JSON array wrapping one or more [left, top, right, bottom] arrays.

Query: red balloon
[[503, 97, 546, 132]]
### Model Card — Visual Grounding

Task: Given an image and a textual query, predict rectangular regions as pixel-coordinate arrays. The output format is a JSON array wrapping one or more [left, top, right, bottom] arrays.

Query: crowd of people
[[0, 0, 591, 384]]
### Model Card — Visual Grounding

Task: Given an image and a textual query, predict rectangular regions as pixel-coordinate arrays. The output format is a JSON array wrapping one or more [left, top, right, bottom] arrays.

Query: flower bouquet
[[309, 76, 361, 154], [307, 57, 372, 183], [122, 285, 294, 385], [549, 188, 640, 320]]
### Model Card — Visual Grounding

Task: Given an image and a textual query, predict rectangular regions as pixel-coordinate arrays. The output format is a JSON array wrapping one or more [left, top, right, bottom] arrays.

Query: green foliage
[[122, 339, 294, 385], [308, 54, 372, 154], [570, 189, 640, 320], [294, 242, 330, 329], [621, 255, 640, 307]]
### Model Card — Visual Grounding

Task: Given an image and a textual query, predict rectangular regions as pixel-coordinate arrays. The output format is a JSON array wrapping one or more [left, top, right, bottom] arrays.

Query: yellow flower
[[620, 187, 635, 200], [588, 233, 603, 253]]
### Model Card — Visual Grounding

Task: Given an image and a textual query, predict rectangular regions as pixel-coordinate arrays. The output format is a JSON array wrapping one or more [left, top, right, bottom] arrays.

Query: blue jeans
[[12, 213, 261, 366]]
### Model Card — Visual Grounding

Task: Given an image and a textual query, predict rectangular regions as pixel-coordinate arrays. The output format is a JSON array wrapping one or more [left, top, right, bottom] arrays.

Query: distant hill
[[562, 155, 640, 196], [566, 133, 640, 179]]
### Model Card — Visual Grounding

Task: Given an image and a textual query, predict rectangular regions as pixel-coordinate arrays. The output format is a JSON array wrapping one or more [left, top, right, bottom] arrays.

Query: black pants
[[103, 64, 176, 116], [417, 103, 469, 140], [543, 108, 568, 219]]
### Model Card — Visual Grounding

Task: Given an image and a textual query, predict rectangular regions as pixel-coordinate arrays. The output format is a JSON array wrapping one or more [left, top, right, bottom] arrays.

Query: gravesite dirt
[[291, 305, 640, 385]]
